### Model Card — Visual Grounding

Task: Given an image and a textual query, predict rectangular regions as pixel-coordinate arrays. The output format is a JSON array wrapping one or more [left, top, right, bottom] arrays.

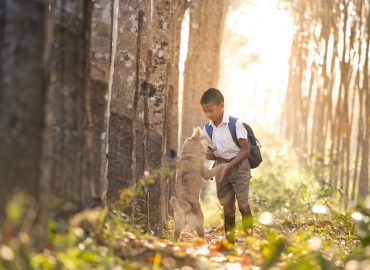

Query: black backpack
[[204, 116, 262, 169]]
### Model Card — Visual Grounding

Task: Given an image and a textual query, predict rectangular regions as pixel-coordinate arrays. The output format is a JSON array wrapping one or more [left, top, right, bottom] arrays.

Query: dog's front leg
[[200, 164, 215, 180], [212, 163, 228, 182], [200, 163, 227, 180]]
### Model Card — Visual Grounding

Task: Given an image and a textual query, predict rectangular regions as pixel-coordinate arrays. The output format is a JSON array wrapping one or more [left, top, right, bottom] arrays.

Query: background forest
[[0, 0, 369, 269]]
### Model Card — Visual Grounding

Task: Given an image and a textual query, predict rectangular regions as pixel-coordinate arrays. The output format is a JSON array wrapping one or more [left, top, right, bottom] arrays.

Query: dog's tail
[[170, 197, 192, 213]]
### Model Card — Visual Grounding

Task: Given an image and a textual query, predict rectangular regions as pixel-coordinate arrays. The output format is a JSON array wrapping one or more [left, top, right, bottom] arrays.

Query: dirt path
[[115, 226, 264, 270]]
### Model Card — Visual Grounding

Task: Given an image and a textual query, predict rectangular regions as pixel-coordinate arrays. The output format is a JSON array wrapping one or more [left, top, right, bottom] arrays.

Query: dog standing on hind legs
[[170, 127, 226, 241]]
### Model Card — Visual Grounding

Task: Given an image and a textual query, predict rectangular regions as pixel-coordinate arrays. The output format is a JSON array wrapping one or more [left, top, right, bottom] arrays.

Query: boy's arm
[[228, 138, 249, 169], [218, 139, 249, 182], [227, 118, 250, 169]]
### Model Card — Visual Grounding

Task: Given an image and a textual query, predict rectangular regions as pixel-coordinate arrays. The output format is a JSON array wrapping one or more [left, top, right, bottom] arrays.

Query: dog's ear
[[192, 127, 202, 138]]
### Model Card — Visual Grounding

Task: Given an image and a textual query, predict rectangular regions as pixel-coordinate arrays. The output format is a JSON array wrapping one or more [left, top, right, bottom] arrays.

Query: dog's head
[[181, 127, 209, 155]]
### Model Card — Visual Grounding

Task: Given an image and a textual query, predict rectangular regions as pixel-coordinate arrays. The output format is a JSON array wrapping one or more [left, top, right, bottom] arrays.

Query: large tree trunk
[[38, 0, 116, 228], [107, 0, 139, 200], [0, 0, 47, 217], [107, 0, 185, 233], [0, 0, 109, 225], [181, 0, 227, 143], [167, 2, 187, 212], [358, 32, 370, 198], [39, 0, 94, 216], [85, 0, 114, 205]]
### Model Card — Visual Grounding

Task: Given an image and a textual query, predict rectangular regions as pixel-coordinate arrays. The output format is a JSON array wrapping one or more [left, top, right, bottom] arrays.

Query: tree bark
[[0, 0, 47, 217], [106, 0, 186, 233], [107, 0, 140, 200], [38, 1, 99, 219], [358, 25, 370, 198], [84, 0, 114, 207]]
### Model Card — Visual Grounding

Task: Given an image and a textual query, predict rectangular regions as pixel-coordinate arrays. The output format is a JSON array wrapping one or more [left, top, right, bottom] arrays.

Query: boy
[[200, 88, 253, 243]]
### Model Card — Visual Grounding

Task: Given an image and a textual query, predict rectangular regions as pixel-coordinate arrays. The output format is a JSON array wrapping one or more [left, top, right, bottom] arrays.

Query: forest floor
[[115, 225, 263, 270], [1, 129, 367, 269], [110, 216, 357, 270], [96, 126, 362, 269]]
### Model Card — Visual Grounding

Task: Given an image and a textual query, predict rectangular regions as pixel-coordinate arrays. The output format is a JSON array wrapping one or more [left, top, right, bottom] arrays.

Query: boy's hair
[[200, 88, 224, 105]]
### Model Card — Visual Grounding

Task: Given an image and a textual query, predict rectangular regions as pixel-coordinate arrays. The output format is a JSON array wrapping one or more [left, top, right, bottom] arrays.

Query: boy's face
[[201, 102, 224, 123]]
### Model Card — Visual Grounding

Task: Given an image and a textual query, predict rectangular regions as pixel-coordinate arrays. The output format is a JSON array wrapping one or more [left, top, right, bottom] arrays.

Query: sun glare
[[219, 0, 294, 131]]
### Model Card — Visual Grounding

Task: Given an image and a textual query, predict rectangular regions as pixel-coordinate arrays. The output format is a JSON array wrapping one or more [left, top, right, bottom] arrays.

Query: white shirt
[[203, 113, 249, 159]]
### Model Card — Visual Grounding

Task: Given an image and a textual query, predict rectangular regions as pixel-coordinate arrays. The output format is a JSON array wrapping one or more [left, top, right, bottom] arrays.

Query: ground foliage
[[0, 130, 369, 269]]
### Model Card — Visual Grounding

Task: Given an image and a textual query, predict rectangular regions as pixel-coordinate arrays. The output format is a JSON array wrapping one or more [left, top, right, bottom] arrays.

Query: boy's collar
[[209, 112, 229, 127]]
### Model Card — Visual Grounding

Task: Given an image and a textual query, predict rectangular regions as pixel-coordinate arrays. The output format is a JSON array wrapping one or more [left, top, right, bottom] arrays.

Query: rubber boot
[[241, 208, 253, 236], [224, 215, 236, 244]]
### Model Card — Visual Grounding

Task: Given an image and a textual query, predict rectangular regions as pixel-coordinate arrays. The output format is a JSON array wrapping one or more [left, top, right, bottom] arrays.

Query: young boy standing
[[200, 88, 253, 243]]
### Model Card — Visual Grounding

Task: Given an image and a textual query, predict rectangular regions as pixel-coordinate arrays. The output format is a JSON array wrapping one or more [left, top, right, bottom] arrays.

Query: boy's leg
[[230, 159, 253, 235], [223, 200, 236, 243], [239, 199, 253, 235], [216, 168, 236, 243]]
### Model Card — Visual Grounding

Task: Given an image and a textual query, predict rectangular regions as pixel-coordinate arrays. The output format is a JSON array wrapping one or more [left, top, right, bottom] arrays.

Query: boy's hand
[[215, 163, 231, 184], [205, 146, 216, 160], [205, 152, 216, 160]]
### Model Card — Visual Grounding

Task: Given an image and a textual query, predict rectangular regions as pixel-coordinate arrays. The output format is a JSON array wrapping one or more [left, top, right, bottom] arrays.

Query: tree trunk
[[358, 31, 370, 198], [107, 0, 140, 200], [39, 0, 94, 217], [84, 0, 114, 207], [181, 0, 227, 143], [166, 2, 186, 215], [107, 0, 186, 233], [0, 0, 47, 217]]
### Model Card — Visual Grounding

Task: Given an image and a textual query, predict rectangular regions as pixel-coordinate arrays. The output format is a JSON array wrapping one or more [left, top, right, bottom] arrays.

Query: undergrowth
[[0, 128, 369, 269]]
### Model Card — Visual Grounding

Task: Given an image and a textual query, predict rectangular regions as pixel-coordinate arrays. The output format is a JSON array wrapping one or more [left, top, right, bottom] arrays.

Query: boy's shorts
[[215, 159, 251, 207]]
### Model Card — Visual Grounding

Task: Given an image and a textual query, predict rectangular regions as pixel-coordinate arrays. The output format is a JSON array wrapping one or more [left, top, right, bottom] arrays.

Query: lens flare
[[311, 204, 328, 214], [351, 211, 363, 221], [308, 236, 322, 251], [259, 212, 274, 225]]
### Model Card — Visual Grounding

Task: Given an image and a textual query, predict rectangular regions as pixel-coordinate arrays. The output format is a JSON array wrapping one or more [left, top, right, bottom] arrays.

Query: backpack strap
[[228, 116, 240, 147], [204, 121, 213, 139]]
